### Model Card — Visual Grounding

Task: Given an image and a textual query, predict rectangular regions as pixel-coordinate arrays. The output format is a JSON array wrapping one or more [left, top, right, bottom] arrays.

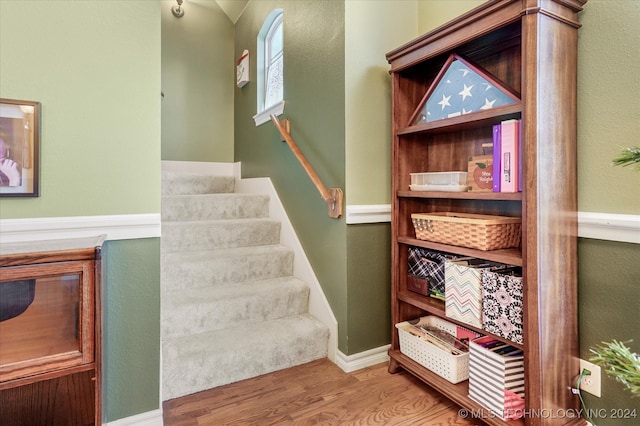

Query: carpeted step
[[162, 314, 330, 400], [162, 171, 235, 196], [162, 193, 269, 222], [162, 277, 310, 340], [161, 245, 294, 293], [162, 218, 281, 252]]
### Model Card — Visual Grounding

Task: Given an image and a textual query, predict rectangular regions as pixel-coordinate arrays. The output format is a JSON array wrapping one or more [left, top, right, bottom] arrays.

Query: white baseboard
[[0, 213, 160, 244], [104, 409, 163, 426], [335, 345, 390, 373]]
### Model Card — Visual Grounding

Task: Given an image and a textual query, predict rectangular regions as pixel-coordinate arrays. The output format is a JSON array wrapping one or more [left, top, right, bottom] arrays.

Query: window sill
[[253, 100, 286, 126]]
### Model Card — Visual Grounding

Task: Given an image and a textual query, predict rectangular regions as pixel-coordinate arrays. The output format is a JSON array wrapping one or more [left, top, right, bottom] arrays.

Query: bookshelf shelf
[[398, 236, 523, 266], [386, 1, 586, 424], [397, 104, 522, 136], [396, 290, 525, 350], [389, 350, 525, 426], [398, 190, 522, 201]]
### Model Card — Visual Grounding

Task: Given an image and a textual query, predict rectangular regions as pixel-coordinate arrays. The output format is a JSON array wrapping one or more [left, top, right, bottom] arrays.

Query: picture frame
[[0, 98, 40, 197]]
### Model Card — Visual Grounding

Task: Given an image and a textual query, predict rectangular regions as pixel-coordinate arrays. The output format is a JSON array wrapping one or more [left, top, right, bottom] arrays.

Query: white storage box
[[410, 172, 468, 192], [395, 316, 480, 384]]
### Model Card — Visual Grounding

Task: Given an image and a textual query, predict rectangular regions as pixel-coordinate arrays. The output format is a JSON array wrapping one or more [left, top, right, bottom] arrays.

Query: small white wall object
[[236, 49, 249, 88]]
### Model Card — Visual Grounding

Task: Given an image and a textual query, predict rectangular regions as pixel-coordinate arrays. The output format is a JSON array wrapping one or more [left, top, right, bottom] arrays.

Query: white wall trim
[[335, 345, 390, 373], [232, 162, 339, 363], [346, 204, 391, 224], [253, 100, 285, 126], [104, 409, 163, 426], [578, 212, 640, 244], [0, 213, 161, 244]]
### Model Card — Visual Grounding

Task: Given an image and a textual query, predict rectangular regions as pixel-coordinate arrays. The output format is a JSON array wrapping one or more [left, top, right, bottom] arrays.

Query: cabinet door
[[0, 370, 96, 426], [0, 260, 95, 382]]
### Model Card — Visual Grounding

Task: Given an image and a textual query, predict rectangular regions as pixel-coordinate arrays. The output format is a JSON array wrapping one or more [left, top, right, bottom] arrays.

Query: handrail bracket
[[326, 188, 343, 219]]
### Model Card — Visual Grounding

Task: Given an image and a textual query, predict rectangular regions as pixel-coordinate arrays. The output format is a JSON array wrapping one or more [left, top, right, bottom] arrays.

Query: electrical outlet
[[579, 359, 601, 397]]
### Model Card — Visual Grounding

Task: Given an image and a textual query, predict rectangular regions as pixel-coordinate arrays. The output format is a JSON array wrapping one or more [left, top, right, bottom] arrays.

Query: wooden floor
[[163, 358, 477, 425]]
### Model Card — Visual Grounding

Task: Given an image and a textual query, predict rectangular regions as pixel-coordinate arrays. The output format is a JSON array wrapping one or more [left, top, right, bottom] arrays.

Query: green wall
[[575, 4, 640, 417], [161, 0, 235, 162], [344, 1, 417, 205], [234, 0, 352, 350], [346, 224, 392, 354], [578, 239, 640, 425], [577, 0, 640, 213], [418, 0, 484, 35], [0, 1, 160, 218], [0, 1, 161, 423], [103, 239, 161, 421], [233, 0, 409, 355]]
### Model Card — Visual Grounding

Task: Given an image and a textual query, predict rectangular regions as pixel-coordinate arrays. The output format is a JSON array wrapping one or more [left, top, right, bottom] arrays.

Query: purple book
[[492, 124, 501, 192]]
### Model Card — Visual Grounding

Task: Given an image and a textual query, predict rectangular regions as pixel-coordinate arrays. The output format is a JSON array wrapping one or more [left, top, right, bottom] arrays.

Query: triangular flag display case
[[386, 1, 587, 426], [409, 53, 521, 125]]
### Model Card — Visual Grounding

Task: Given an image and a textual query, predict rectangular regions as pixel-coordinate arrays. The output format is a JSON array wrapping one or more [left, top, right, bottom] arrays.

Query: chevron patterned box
[[444, 259, 504, 328]]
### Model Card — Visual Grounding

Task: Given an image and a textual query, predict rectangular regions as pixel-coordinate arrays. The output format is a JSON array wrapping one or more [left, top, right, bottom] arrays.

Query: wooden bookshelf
[[386, 1, 586, 425]]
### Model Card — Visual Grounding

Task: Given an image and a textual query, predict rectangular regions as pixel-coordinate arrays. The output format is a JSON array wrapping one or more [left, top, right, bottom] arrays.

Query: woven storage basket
[[396, 316, 478, 384], [411, 212, 521, 251]]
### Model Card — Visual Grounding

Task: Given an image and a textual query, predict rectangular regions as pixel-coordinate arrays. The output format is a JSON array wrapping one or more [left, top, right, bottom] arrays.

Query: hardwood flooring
[[163, 358, 477, 425]]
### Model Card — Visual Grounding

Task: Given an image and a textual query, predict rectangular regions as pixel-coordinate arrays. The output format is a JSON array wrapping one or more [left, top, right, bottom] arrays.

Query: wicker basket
[[396, 316, 479, 384], [411, 212, 521, 251]]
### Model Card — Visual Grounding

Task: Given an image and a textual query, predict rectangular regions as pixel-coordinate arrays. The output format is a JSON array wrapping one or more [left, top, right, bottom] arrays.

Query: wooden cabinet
[[385, 1, 586, 425], [0, 236, 104, 425]]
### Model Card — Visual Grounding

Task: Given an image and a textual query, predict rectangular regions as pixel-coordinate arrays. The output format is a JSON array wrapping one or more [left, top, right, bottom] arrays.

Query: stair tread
[[161, 192, 269, 213], [163, 276, 307, 302], [162, 244, 292, 262], [162, 217, 279, 226], [162, 314, 329, 399], [161, 172, 235, 195], [162, 192, 266, 200], [163, 313, 328, 350], [162, 217, 281, 252], [162, 277, 310, 339]]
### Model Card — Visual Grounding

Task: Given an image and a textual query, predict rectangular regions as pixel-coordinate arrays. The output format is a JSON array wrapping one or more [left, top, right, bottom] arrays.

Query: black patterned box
[[407, 247, 461, 300]]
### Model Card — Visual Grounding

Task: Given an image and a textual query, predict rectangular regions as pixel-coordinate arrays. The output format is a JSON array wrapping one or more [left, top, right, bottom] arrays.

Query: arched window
[[253, 9, 284, 126]]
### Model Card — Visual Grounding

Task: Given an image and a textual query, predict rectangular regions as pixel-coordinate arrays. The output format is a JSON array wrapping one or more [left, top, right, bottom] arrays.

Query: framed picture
[[0, 98, 40, 197]]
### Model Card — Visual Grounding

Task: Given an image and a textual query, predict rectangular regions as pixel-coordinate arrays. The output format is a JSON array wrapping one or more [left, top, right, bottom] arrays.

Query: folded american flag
[[416, 54, 518, 124]]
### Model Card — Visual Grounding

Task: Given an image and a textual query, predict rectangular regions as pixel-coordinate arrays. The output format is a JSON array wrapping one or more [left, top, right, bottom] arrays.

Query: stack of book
[[468, 336, 525, 420], [492, 119, 522, 193]]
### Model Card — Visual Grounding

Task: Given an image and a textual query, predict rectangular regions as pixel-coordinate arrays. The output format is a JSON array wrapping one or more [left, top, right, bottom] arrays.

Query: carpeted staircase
[[161, 170, 330, 401]]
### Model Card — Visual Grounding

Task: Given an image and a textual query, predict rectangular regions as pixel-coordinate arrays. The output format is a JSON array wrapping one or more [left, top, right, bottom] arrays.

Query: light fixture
[[171, 0, 184, 18]]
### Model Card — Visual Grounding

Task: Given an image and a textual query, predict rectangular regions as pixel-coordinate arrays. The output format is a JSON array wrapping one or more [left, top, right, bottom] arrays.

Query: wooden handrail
[[270, 114, 343, 219]]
